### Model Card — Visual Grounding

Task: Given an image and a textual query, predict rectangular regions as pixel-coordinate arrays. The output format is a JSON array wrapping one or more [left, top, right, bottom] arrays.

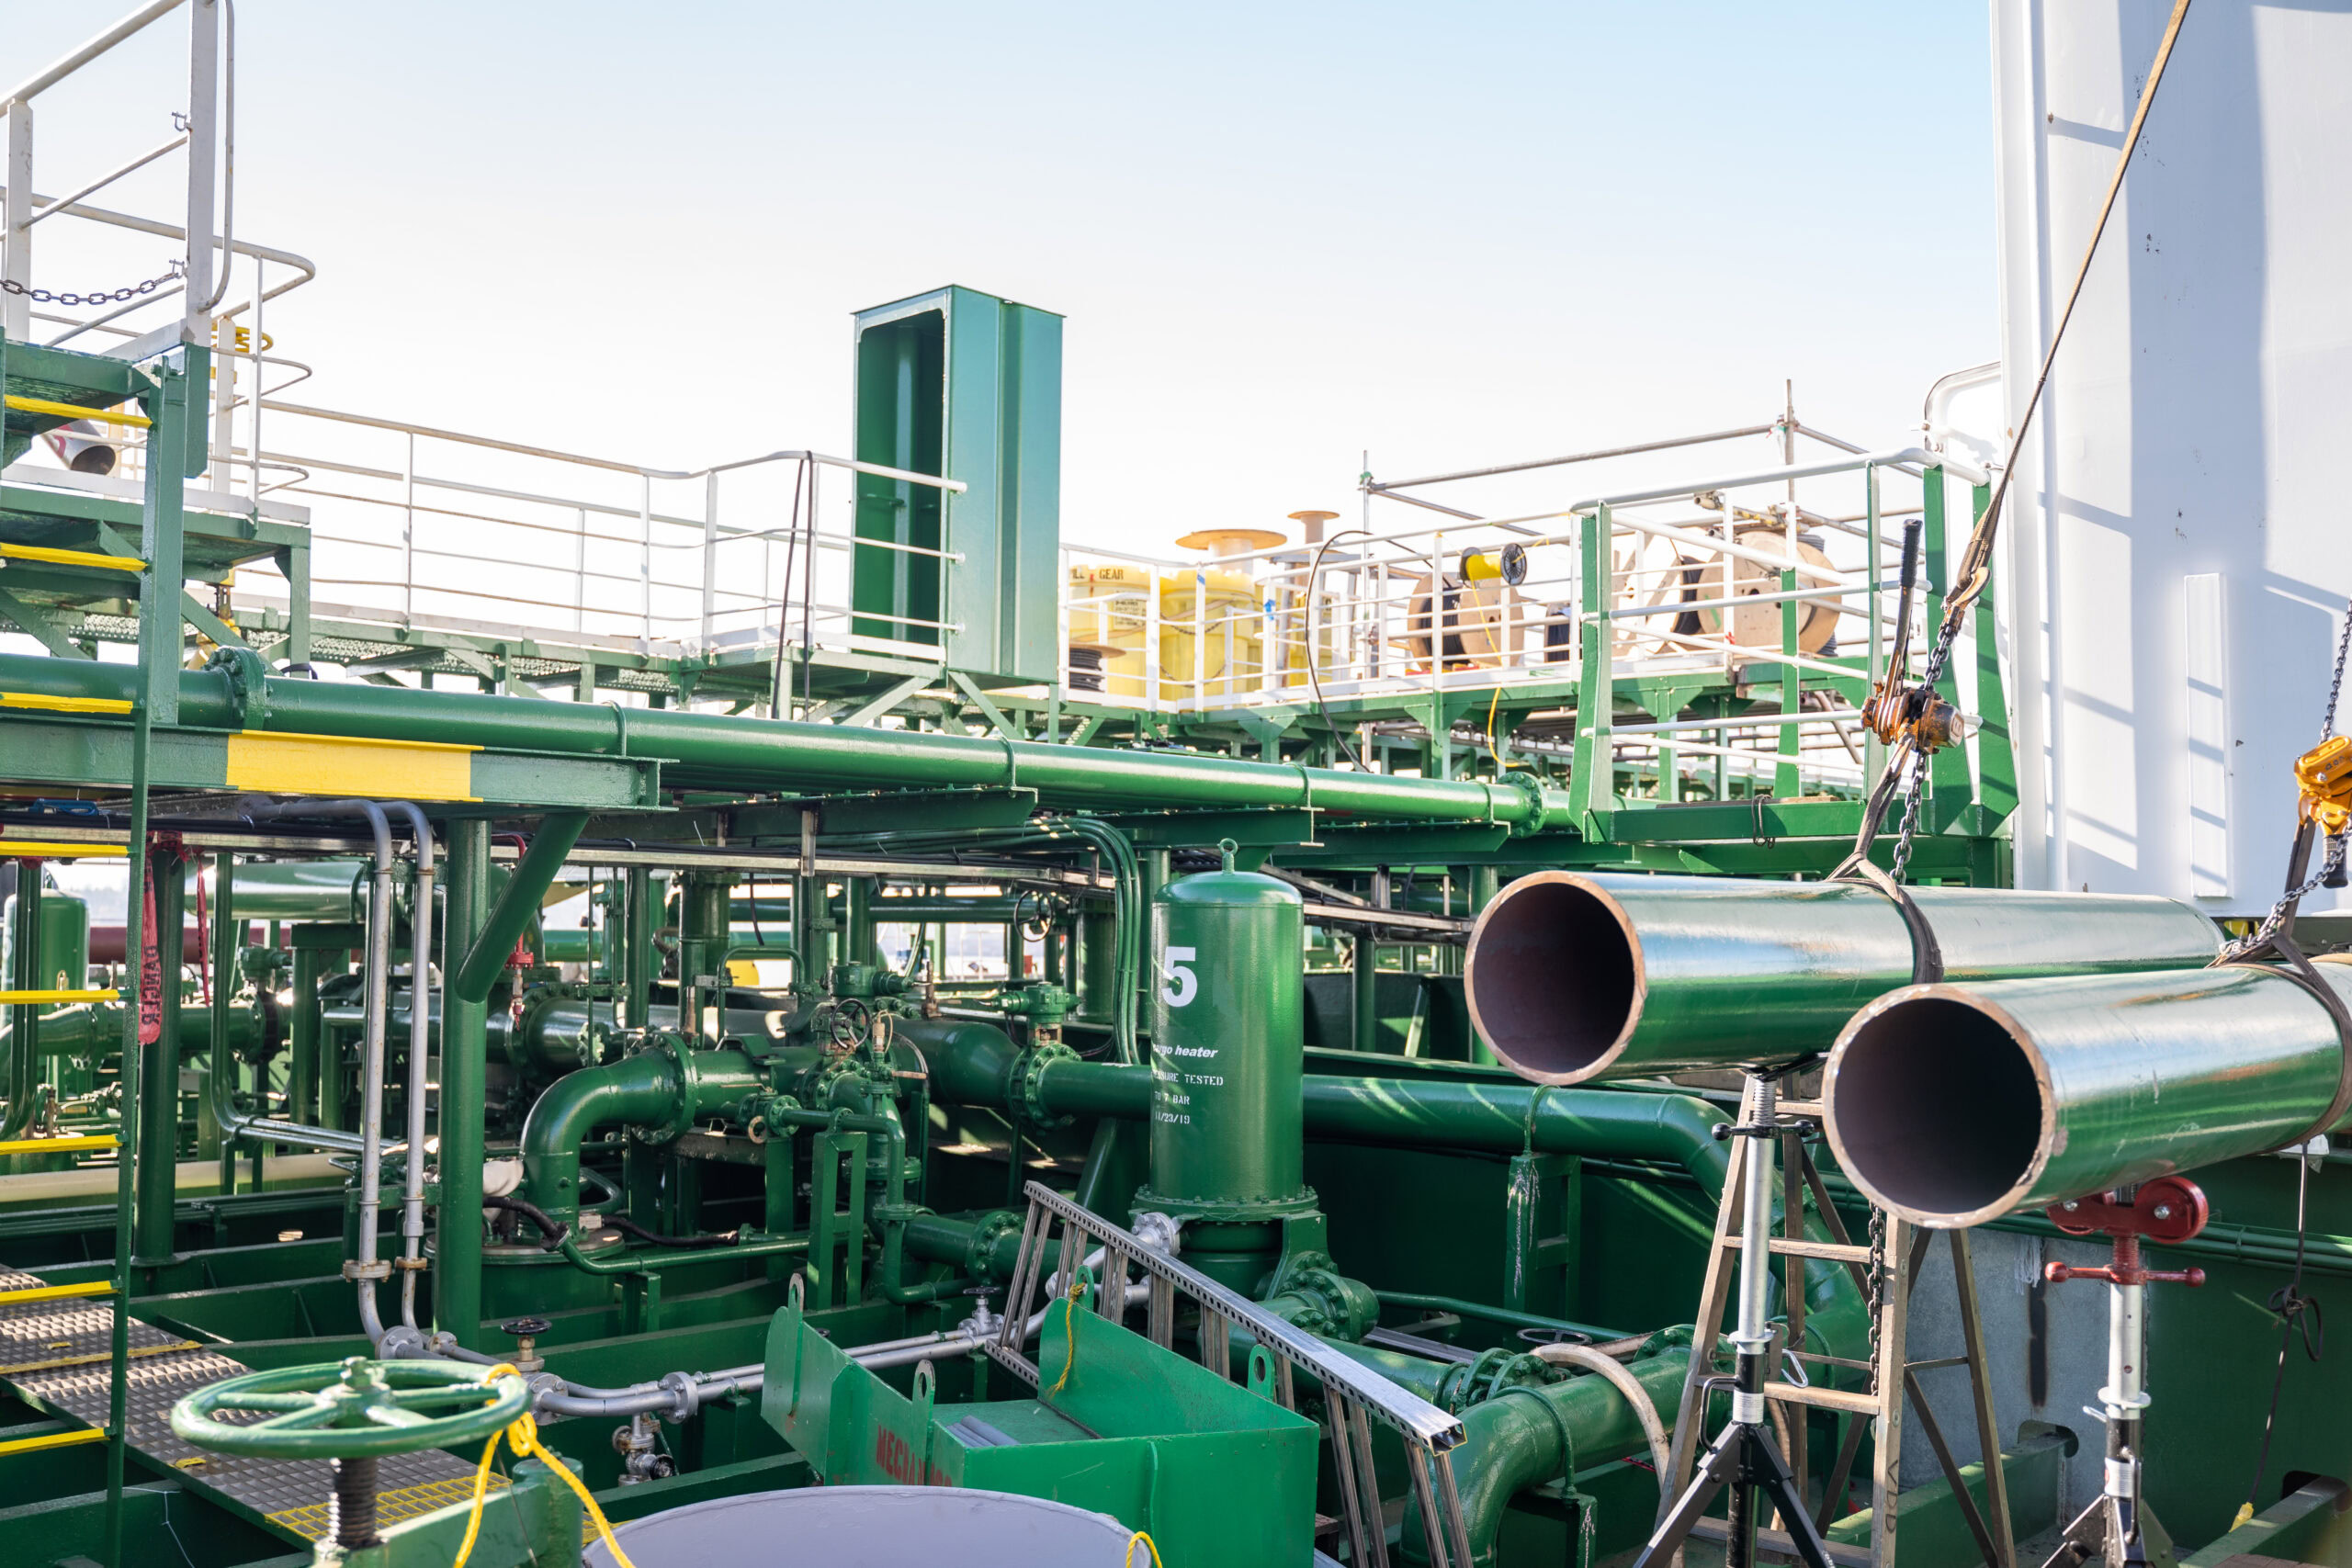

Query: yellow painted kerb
[[225, 730, 481, 802]]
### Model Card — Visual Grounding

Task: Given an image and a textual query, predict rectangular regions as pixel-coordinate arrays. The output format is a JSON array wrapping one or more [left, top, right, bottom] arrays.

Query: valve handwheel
[[170, 1356, 527, 1461]]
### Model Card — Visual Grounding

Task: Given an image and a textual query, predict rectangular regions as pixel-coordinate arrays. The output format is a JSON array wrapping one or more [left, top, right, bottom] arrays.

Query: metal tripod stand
[[2035, 1178, 2208, 1568], [1630, 1069, 1839, 1568]]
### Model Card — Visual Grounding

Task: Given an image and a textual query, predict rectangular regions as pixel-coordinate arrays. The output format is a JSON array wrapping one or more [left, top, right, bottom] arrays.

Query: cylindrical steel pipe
[[0, 651, 1573, 829], [1463, 871, 2222, 1084], [1823, 958, 2352, 1227]]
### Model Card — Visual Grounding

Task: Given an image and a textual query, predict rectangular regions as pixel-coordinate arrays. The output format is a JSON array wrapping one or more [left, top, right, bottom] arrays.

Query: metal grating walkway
[[0, 1269, 493, 1542]]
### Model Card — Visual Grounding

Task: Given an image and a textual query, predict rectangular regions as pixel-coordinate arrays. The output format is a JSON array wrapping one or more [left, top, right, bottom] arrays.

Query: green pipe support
[[1351, 930, 1379, 1055], [288, 945, 322, 1127], [623, 867, 653, 1029], [1826, 956, 2352, 1227], [1464, 869, 2225, 1084], [435, 819, 493, 1348], [451, 815, 589, 1004]]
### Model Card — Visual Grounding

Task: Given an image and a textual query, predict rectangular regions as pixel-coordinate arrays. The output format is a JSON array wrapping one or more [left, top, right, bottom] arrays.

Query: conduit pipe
[[243, 800, 398, 1343], [0, 652, 1576, 831], [1825, 957, 2352, 1228], [1463, 871, 2221, 1084]]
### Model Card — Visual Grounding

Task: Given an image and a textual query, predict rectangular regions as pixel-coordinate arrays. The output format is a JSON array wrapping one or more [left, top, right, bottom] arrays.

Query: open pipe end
[[1823, 987, 2052, 1228], [1464, 872, 1642, 1085]]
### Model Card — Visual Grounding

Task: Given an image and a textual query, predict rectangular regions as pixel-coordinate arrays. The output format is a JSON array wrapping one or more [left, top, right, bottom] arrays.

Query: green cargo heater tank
[[1135, 842, 1315, 1292]]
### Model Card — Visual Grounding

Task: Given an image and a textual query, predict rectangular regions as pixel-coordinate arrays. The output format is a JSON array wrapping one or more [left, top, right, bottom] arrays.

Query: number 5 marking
[[1160, 946, 1198, 1008]]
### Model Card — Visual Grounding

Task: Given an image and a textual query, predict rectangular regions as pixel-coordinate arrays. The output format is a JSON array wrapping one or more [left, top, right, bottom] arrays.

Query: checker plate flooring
[[0, 1269, 492, 1541]]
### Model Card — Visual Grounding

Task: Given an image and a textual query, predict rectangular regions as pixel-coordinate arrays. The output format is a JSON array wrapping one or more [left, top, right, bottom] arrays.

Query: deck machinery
[[0, 5, 2349, 1568]]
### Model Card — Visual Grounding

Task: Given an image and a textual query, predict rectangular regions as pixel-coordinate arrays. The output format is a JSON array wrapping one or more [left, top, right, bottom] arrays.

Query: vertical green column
[[622, 867, 652, 1029], [1569, 504, 1617, 828], [134, 852, 184, 1265], [287, 945, 320, 1126], [1776, 561, 1801, 799], [676, 871, 729, 1032], [6, 862, 40, 1140], [1351, 928, 1379, 1055], [209, 853, 237, 1197], [434, 819, 491, 1349], [844, 877, 875, 966]]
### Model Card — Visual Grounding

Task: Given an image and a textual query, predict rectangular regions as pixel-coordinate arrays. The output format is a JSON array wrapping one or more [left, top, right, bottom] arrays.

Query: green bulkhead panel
[[851, 286, 1063, 684]]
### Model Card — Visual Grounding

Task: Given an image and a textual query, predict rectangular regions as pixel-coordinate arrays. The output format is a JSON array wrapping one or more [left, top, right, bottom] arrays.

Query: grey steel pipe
[[383, 804, 435, 1332], [1824, 957, 2352, 1228], [243, 802, 401, 1342], [1462, 871, 2221, 1084]]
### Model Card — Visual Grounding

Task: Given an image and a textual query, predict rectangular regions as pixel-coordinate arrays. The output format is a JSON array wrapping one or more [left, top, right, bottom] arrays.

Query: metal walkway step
[[0, 1269, 490, 1544]]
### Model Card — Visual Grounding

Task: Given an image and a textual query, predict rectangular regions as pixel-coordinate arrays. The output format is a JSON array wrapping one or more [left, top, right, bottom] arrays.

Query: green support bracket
[[1105, 808, 1317, 849], [947, 669, 1022, 739], [0, 585, 93, 660], [452, 813, 589, 1003]]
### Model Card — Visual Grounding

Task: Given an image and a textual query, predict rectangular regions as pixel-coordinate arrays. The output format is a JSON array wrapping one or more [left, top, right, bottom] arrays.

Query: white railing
[[1057, 425, 1991, 792]]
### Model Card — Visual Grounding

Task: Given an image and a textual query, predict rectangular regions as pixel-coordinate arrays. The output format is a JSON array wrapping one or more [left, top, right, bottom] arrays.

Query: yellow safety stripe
[[0, 1427, 107, 1457], [0, 545, 143, 575], [2, 394, 151, 430], [0, 991, 120, 1007], [0, 692, 136, 714], [224, 729, 479, 803], [0, 1280, 114, 1306], [0, 843, 128, 860], [0, 1134, 117, 1156]]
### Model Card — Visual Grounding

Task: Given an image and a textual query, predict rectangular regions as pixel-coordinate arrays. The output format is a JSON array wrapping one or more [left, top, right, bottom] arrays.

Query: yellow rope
[[452, 1364, 635, 1568], [1047, 1268, 1086, 1396], [1125, 1529, 1165, 1567]]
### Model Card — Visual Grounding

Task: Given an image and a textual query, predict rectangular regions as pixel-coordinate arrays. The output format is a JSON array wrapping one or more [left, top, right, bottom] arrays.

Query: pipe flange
[[1012, 1042, 1080, 1128], [373, 1324, 431, 1359], [204, 646, 271, 731], [965, 1209, 1027, 1279], [1498, 771, 1550, 837], [658, 1371, 700, 1421], [1436, 1347, 1558, 1414], [620, 1033, 700, 1145]]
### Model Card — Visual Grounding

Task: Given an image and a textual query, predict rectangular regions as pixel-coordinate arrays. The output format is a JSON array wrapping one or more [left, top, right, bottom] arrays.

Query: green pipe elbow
[[1407, 1348, 1693, 1567], [518, 1052, 682, 1226]]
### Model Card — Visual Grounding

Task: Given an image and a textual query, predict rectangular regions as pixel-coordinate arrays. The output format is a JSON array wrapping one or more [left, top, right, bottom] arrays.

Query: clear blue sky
[[14, 1, 1999, 552]]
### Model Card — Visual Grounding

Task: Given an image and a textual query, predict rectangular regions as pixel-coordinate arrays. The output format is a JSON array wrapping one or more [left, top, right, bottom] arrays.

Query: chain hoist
[[0, 260, 186, 309], [2220, 588, 2352, 960]]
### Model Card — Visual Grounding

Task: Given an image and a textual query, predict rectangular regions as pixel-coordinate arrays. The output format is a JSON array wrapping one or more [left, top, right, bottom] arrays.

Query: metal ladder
[[996, 1180, 1477, 1568], [1661, 1082, 2016, 1568]]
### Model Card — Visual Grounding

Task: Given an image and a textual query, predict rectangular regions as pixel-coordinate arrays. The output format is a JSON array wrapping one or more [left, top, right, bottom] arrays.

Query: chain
[[1863, 1204, 1886, 1396], [2221, 589, 2352, 960], [1886, 750, 1930, 884], [0, 260, 185, 309]]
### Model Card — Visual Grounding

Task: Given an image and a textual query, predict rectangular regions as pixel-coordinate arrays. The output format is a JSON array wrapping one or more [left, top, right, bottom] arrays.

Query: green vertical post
[[435, 819, 491, 1349], [677, 871, 729, 1031], [843, 877, 874, 967], [623, 867, 652, 1029], [288, 946, 320, 1126], [135, 852, 183, 1266], [6, 861, 40, 1142], [1351, 927, 1379, 1055], [1569, 505, 1617, 829], [211, 853, 236, 1197]]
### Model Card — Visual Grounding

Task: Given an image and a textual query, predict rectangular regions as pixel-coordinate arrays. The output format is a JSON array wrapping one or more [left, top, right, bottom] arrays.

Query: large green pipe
[[0, 652, 1573, 829], [1463, 871, 2222, 1084], [1824, 957, 2352, 1228], [1405, 1348, 1694, 1566], [915, 1019, 1861, 1354], [516, 1045, 762, 1229]]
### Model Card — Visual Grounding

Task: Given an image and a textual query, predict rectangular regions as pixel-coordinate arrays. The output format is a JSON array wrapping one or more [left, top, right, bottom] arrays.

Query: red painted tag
[[138, 853, 164, 1046]]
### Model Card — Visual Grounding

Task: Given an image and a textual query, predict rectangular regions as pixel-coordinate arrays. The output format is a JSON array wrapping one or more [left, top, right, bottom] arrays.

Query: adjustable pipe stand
[[2038, 1176, 2209, 1568], [1631, 1070, 1838, 1568]]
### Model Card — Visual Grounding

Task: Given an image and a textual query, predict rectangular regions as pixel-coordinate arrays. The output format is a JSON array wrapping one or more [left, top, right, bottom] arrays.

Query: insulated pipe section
[[1824, 957, 2352, 1228], [0, 652, 1574, 831], [1462, 871, 2222, 1084]]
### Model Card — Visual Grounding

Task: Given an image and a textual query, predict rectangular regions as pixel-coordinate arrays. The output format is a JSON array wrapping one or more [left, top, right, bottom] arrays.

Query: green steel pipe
[[198, 859, 366, 922], [0, 653, 1574, 829], [1404, 1348, 1694, 1566], [623, 867, 653, 1029], [435, 820, 492, 1348], [134, 853, 185, 1265], [451, 815, 589, 1004], [1464, 870, 2222, 1084], [915, 1021, 1862, 1359], [1824, 957, 2352, 1228], [288, 946, 322, 1125], [516, 1045, 761, 1229]]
